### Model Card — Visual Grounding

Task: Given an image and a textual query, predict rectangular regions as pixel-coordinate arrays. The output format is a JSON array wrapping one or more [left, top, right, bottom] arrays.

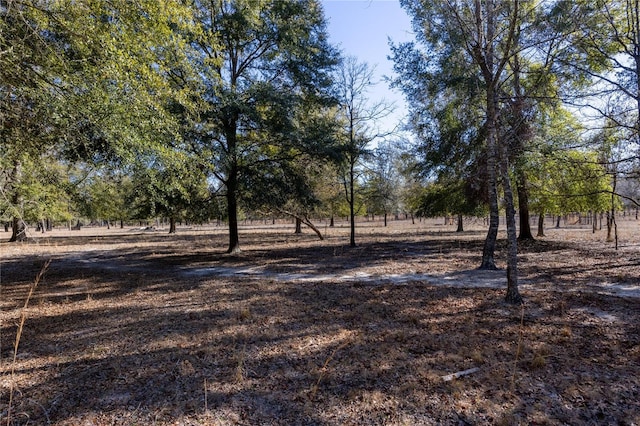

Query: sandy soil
[[1, 217, 639, 425]]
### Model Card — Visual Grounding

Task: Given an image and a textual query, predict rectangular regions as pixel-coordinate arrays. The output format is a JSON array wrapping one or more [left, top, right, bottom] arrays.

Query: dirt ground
[[1, 217, 639, 425]]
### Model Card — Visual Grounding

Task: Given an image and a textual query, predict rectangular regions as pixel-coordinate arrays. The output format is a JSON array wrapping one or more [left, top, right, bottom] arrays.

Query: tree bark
[[480, 86, 500, 270], [349, 160, 356, 247], [226, 175, 241, 253], [294, 217, 302, 234], [500, 141, 522, 304], [225, 118, 241, 254], [537, 212, 545, 237], [9, 217, 27, 242], [169, 217, 177, 234], [456, 213, 464, 232], [277, 208, 324, 240], [516, 170, 534, 240]]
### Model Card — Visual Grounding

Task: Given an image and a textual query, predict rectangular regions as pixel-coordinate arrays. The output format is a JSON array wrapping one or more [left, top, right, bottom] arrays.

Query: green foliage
[[179, 0, 338, 249], [416, 179, 486, 219], [527, 149, 614, 215], [128, 150, 212, 223], [72, 169, 132, 224], [1, 155, 72, 225]]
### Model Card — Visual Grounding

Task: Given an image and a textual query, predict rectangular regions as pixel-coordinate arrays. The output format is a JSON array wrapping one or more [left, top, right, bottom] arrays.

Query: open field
[[1, 217, 639, 425]]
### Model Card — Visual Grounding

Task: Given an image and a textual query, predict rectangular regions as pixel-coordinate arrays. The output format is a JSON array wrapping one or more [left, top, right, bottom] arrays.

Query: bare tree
[[334, 57, 394, 247]]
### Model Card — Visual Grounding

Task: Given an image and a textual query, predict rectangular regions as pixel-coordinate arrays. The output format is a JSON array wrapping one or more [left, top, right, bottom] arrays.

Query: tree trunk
[[169, 217, 177, 234], [225, 120, 241, 254], [537, 213, 545, 237], [516, 170, 534, 240], [277, 208, 324, 240], [295, 217, 302, 234], [349, 160, 356, 247], [301, 216, 324, 240], [456, 213, 464, 232], [384, 213, 388, 227], [329, 215, 334, 227], [9, 217, 27, 242], [480, 87, 499, 270], [500, 142, 522, 304], [226, 178, 241, 253]]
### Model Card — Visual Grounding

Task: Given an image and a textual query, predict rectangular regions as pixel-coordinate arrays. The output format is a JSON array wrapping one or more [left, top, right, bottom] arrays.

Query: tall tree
[[335, 57, 393, 247], [398, 0, 524, 303], [187, 0, 337, 253]]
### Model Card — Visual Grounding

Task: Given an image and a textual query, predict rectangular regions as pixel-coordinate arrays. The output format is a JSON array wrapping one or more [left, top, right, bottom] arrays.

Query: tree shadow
[[2, 267, 638, 424], [1, 232, 638, 424]]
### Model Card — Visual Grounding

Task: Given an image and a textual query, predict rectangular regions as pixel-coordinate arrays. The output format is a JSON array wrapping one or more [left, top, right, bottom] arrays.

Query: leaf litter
[[0, 219, 639, 425]]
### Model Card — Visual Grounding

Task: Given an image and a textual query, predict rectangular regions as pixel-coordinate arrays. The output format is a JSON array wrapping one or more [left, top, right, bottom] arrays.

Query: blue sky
[[320, 0, 414, 134]]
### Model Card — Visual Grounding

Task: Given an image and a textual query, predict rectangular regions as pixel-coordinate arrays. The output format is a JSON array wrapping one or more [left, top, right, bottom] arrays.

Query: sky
[[320, 0, 415, 135]]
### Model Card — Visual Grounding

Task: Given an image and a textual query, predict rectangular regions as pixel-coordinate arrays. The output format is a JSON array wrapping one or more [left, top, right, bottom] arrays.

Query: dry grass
[[1, 217, 639, 425]]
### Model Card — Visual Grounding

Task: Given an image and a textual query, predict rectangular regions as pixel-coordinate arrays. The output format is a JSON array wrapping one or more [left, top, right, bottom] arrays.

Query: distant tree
[[73, 169, 133, 229], [335, 57, 393, 247], [364, 142, 402, 227], [417, 179, 487, 232], [129, 152, 210, 234]]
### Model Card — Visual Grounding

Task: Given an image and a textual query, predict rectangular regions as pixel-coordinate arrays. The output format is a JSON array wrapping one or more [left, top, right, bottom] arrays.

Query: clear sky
[[320, 0, 414, 135]]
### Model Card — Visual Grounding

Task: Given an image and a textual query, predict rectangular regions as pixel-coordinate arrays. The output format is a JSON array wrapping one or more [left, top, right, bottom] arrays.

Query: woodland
[[1, 0, 640, 424]]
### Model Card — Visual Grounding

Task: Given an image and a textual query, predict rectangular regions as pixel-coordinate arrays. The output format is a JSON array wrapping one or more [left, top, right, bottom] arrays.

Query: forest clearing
[[1, 217, 639, 425]]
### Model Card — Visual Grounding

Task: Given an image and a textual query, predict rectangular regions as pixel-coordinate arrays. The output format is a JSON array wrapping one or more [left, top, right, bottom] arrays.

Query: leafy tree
[[0, 155, 73, 237], [1, 0, 195, 241], [128, 151, 210, 233], [397, 0, 542, 303], [73, 169, 133, 229], [186, 0, 338, 253], [416, 179, 487, 232], [364, 142, 403, 226], [547, 0, 640, 213], [308, 161, 343, 227]]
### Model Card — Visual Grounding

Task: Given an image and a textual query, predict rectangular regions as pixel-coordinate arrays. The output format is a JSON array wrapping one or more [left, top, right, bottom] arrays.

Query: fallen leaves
[[1, 219, 639, 425]]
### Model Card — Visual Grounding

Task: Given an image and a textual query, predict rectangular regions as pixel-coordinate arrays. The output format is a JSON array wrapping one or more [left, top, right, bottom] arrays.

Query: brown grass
[[1, 217, 639, 425]]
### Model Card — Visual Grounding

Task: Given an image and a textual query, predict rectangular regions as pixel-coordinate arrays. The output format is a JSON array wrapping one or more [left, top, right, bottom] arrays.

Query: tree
[[364, 142, 402, 226], [335, 57, 393, 247], [549, 1, 640, 201], [129, 151, 210, 233], [1, 0, 195, 241], [398, 0, 525, 303], [186, 0, 338, 253]]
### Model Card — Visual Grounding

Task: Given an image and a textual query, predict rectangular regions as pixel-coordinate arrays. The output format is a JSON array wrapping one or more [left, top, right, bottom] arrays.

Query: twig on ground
[[441, 367, 480, 382]]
